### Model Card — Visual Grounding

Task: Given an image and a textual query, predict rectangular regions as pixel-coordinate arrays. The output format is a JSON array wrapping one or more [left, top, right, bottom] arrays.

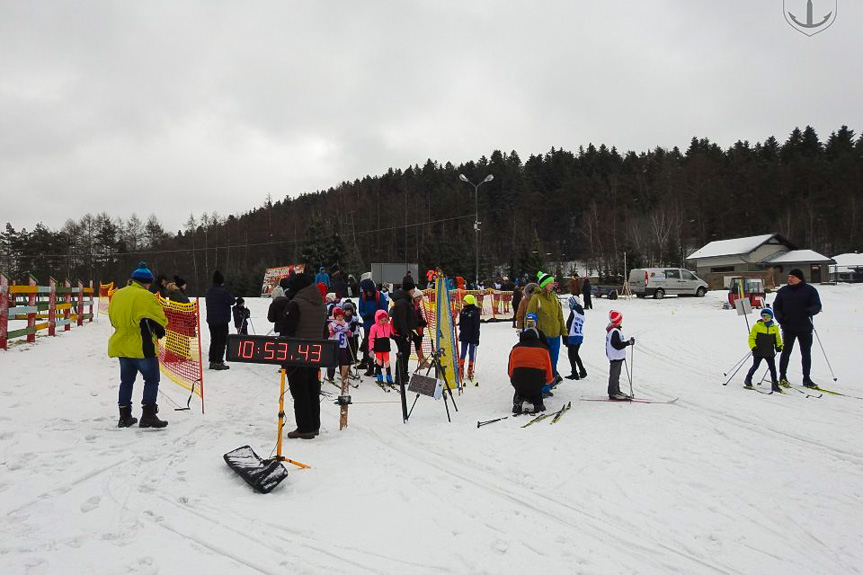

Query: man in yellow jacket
[[526, 271, 567, 387], [108, 262, 169, 428]]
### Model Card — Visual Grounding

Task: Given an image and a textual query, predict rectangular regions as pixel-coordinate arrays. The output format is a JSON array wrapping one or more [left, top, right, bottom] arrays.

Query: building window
[[710, 266, 735, 272]]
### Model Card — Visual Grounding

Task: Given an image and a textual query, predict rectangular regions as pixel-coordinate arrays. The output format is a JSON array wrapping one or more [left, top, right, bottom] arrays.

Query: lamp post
[[458, 173, 494, 286]]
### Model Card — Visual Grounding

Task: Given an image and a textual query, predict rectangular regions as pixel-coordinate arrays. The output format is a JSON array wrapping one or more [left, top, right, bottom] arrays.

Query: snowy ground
[[2, 286, 862, 574]]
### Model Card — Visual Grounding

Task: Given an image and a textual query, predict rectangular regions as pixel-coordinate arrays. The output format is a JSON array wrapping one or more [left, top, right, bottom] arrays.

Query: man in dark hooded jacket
[[358, 278, 389, 374], [773, 268, 822, 387], [390, 275, 418, 387], [282, 272, 327, 439]]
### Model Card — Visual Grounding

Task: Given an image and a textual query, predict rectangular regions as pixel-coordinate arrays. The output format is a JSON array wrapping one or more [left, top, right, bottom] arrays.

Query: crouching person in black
[[508, 326, 554, 414], [282, 272, 327, 439]]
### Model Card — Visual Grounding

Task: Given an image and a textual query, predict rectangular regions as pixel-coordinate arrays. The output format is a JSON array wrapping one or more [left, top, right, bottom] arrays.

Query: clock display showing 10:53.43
[[226, 335, 339, 367]]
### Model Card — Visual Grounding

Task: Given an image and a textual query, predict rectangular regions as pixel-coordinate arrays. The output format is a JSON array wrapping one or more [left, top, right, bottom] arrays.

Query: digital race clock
[[226, 335, 339, 367]]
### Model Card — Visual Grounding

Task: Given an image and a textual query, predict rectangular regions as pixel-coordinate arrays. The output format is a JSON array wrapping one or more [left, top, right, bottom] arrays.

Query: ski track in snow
[[1, 287, 862, 574]]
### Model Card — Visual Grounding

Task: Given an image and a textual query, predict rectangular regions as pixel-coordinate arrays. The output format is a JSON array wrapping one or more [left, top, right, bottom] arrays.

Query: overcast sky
[[2, 0, 860, 233]]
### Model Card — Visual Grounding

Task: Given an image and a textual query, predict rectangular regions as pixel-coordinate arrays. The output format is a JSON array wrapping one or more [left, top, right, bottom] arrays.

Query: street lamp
[[458, 173, 494, 285]]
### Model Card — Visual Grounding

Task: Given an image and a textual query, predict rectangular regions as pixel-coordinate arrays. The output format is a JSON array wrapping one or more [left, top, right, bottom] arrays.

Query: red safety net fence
[[156, 295, 205, 413]]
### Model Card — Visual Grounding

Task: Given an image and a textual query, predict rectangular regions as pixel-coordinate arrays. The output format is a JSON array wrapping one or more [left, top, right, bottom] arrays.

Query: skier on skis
[[744, 307, 783, 392], [367, 309, 394, 385], [773, 268, 822, 388], [605, 309, 635, 400], [458, 294, 481, 383]]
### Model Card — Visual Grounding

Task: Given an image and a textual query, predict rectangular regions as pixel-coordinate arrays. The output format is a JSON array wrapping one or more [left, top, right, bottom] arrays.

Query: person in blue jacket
[[315, 266, 331, 288], [358, 278, 389, 375]]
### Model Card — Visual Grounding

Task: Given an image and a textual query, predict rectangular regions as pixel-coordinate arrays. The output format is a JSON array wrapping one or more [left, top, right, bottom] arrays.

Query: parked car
[[628, 268, 708, 298]]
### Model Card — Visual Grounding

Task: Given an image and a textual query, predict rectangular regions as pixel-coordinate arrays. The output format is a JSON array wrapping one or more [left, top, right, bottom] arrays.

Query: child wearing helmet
[[744, 307, 783, 392], [606, 309, 635, 400], [565, 295, 587, 380], [458, 294, 481, 382]]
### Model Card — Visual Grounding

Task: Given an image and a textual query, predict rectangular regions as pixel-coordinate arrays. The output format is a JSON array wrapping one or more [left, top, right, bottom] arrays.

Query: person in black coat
[[232, 297, 251, 334], [581, 276, 593, 310], [511, 285, 523, 328], [773, 268, 822, 387], [330, 269, 348, 299], [267, 277, 291, 335], [205, 270, 235, 369], [281, 272, 327, 439], [390, 276, 418, 387], [458, 295, 481, 382]]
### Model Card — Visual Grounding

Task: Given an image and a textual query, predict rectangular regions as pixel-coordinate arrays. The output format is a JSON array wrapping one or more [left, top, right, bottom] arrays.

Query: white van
[[628, 268, 708, 298]]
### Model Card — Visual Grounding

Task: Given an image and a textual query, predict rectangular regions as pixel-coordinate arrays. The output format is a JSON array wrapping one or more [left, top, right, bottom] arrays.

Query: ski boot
[[779, 376, 791, 388], [531, 401, 546, 413], [579, 369, 587, 379], [512, 401, 523, 415], [565, 372, 580, 380], [771, 381, 783, 393], [118, 405, 138, 428], [386, 373, 393, 385], [743, 379, 753, 389], [609, 393, 631, 401], [376, 372, 384, 384], [467, 361, 476, 386], [802, 377, 817, 389], [139, 404, 168, 428]]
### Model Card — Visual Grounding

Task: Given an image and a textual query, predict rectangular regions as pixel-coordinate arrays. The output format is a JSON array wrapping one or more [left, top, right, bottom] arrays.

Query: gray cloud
[[1, 0, 860, 232]]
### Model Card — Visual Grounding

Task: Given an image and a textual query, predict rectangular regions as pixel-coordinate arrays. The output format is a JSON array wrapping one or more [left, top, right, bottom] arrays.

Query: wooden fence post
[[77, 280, 84, 327], [27, 275, 37, 343], [49, 277, 57, 336], [64, 279, 71, 332], [0, 273, 8, 350]]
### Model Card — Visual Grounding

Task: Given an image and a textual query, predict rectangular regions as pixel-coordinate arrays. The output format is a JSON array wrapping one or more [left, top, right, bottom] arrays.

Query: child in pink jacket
[[367, 309, 393, 384]]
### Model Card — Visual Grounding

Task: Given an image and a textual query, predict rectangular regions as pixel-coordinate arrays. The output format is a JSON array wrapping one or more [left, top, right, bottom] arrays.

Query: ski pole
[[248, 318, 256, 335], [811, 321, 838, 382], [723, 352, 752, 386], [477, 416, 508, 428], [723, 350, 753, 376], [629, 342, 635, 398]]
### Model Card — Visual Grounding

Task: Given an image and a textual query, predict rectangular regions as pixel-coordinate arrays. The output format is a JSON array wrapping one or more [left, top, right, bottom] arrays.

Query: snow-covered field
[[2, 286, 862, 574]]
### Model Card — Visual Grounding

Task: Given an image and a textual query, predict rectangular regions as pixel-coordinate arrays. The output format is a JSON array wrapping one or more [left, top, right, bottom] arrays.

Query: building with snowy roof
[[829, 252, 863, 282], [686, 233, 833, 285]]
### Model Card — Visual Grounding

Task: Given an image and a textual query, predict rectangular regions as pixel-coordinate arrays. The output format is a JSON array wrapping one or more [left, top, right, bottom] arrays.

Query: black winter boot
[[139, 404, 168, 428], [118, 405, 138, 428]]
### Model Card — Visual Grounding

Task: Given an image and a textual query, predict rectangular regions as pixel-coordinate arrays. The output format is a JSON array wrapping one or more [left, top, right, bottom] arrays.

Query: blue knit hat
[[761, 307, 774, 319], [130, 261, 154, 283]]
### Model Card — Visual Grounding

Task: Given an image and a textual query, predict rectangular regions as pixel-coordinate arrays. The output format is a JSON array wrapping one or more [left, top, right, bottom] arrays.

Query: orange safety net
[[156, 295, 204, 412]]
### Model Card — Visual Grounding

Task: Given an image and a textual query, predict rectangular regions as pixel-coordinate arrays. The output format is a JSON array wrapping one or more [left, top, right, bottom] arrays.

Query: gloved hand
[[629, 337, 636, 346]]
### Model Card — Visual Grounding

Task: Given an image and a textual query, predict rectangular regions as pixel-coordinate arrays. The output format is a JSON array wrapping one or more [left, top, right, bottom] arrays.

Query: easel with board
[[404, 347, 459, 423]]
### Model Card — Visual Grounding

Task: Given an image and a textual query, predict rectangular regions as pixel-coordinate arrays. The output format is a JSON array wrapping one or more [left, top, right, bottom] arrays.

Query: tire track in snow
[[366, 426, 738, 575]]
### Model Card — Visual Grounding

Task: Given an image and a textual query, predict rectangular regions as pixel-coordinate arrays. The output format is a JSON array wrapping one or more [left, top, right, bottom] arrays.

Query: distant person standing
[[774, 268, 822, 388], [233, 297, 251, 334], [167, 275, 190, 303], [581, 275, 593, 310], [108, 262, 169, 428], [315, 266, 331, 288], [150, 274, 170, 298], [205, 270, 235, 370]]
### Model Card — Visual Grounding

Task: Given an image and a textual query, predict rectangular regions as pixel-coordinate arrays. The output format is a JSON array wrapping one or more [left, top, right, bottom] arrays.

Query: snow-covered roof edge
[[686, 234, 791, 260], [760, 249, 834, 264]]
